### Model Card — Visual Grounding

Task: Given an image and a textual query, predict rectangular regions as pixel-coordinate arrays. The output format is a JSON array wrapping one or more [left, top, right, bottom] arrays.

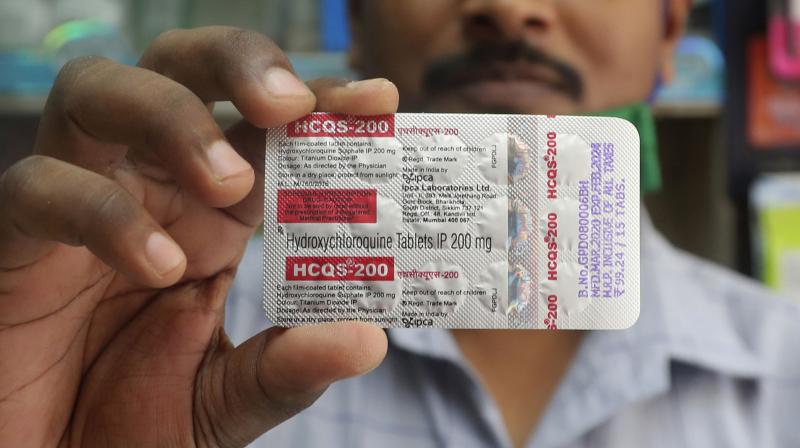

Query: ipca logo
[[402, 173, 433, 184], [401, 317, 434, 328]]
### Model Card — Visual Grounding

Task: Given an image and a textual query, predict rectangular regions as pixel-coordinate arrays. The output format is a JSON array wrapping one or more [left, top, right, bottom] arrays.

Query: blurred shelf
[[0, 94, 46, 115], [289, 51, 352, 80]]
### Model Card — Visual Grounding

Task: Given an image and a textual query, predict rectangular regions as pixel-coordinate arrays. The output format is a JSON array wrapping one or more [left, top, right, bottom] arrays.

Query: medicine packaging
[[263, 113, 640, 329]]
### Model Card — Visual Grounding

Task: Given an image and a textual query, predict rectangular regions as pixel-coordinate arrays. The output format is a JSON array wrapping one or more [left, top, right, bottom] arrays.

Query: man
[[0, 0, 797, 447]]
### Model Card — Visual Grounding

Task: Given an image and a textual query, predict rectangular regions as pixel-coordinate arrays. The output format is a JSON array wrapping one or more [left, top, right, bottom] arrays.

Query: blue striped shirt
[[225, 211, 800, 447]]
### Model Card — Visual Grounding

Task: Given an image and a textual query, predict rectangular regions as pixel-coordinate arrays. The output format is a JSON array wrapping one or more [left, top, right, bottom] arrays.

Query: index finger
[[139, 26, 316, 128]]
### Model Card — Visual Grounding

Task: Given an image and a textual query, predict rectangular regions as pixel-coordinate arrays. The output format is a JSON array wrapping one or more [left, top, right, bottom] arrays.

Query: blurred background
[[0, 0, 798, 301]]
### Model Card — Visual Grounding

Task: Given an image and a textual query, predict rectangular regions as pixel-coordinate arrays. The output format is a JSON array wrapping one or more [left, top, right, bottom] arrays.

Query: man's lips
[[441, 61, 571, 96], [422, 42, 585, 105], [457, 79, 572, 110]]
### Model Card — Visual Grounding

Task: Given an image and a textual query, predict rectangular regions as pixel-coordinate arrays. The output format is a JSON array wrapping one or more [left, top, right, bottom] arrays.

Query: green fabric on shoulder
[[586, 103, 661, 194]]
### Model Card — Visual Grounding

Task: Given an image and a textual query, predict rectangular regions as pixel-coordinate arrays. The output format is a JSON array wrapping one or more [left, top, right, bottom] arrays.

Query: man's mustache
[[422, 42, 585, 102]]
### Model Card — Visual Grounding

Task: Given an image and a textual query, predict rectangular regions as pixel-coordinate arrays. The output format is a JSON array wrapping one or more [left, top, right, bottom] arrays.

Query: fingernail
[[145, 232, 184, 276], [346, 79, 388, 89], [207, 140, 251, 180], [263, 67, 312, 98]]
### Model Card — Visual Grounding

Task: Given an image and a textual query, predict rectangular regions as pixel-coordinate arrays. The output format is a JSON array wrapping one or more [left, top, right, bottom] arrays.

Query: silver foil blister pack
[[263, 113, 640, 329]]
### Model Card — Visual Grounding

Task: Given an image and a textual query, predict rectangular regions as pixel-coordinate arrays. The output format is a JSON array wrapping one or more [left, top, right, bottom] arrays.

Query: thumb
[[194, 322, 388, 448]]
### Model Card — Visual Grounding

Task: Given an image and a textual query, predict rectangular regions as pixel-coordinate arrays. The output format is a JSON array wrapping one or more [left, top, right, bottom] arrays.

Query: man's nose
[[461, 0, 556, 42]]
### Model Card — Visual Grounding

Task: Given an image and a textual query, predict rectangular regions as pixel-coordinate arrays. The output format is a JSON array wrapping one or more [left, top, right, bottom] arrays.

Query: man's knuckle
[[56, 56, 105, 82], [157, 82, 196, 112], [217, 28, 288, 70], [0, 156, 47, 206], [152, 28, 184, 47], [141, 29, 185, 69], [53, 56, 108, 96], [141, 85, 199, 147], [53, 56, 115, 118], [222, 28, 270, 53], [89, 185, 135, 230]]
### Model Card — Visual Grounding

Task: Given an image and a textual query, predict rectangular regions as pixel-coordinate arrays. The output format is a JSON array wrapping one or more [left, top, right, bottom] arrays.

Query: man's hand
[[0, 27, 397, 447]]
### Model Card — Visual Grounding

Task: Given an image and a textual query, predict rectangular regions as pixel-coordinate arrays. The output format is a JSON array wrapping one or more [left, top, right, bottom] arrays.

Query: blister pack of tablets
[[263, 113, 640, 329]]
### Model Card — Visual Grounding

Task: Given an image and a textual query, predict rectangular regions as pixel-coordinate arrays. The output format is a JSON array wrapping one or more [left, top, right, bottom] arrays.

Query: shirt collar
[[635, 209, 765, 378]]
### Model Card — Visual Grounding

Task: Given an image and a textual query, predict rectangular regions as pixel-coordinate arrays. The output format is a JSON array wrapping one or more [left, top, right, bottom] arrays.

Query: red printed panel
[[277, 189, 377, 223], [287, 113, 395, 137], [285, 257, 395, 281]]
